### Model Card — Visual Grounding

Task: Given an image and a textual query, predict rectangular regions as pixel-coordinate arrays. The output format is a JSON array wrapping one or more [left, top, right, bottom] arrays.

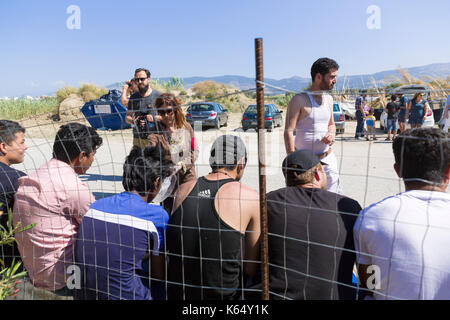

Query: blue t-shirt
[[74, 192, 169, 300]]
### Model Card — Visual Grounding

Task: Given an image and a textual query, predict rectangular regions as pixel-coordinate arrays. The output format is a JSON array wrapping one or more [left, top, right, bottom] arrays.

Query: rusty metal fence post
[[255, 37, 269, 300]]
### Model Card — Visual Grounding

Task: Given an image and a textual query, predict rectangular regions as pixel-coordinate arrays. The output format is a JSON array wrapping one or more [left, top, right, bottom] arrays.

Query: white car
[[380, 107, 435, 132]]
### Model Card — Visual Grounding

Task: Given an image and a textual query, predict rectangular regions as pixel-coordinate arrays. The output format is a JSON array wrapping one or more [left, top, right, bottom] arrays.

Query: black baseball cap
[[282, 149, 324, 177]]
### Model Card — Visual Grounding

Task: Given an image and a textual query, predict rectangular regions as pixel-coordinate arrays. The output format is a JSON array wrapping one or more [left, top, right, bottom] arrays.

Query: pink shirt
[[13, 158, 94, 290]]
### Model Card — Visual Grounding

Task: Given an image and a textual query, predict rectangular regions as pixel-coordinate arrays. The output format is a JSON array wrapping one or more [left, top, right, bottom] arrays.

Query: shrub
[[276, 93, 295, 108], [56, 86, 77, 103], [192, 81, 227, 99], [0, 210, 36, 300], [77, 83, 108, 102], [81, 91, 98, 102]]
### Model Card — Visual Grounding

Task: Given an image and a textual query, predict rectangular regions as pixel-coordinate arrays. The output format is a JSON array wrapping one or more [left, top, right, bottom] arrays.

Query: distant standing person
[[385, 95, 399, 141], [0, 120, 27, 270], [443, 94, 450, 133], [406, 92, 429, 128], [152, 93, 199, 213], [125, 68, 162, 148], [284, 57, 343, 194], [121, 78, 138, 107], [354, 90, 367, 140], [364, 109, 377, 141], [153, 93, 198, 187], [396, 93, 409, 133]]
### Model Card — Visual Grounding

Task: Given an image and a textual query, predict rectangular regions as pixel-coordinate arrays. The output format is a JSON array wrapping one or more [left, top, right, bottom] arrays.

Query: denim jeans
[[355, 110, 365, 137], [386, 119, 398, 132]]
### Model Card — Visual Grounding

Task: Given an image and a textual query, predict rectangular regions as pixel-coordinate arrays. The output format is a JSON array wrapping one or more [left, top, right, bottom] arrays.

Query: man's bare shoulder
[[289, 93, 310, 108], [219, 181, 259, 201]]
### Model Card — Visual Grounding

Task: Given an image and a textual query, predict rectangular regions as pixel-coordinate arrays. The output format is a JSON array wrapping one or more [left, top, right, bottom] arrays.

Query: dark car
[[333, 102, 345, 134], [185, 102, 228, 129], [242, 104, 283, 132]]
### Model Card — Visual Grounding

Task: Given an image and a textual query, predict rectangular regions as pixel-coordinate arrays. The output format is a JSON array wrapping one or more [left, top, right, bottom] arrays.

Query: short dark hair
[[393, 128, 449, 185], [53, 123, 103, 164], [0, 120, 25, 145], [122, 145, 173, 197], [391, 94, 397, 101], [310, 58, 339, 82], [135, 68, 151, 78]]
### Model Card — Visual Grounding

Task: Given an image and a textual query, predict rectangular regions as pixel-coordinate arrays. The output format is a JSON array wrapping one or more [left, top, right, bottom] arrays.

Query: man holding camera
[[125, 68, 162, 148]]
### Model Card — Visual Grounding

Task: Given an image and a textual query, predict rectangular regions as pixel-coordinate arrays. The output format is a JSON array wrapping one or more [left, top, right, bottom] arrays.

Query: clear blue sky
[[1, 0, 449, 96]]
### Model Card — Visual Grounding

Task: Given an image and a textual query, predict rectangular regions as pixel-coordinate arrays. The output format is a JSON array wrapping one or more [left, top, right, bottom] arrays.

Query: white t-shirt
[[354, 190, 450, 300]]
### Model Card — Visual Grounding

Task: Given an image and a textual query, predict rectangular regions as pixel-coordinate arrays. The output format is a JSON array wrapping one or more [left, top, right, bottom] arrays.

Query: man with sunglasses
[[125, 68, 162, 147]]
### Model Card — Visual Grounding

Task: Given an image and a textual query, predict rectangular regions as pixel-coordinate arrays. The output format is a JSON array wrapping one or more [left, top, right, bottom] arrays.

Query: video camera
[[133, 103, 157, 139]]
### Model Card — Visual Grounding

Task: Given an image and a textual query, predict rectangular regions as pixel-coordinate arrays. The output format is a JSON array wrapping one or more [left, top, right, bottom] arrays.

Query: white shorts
[[321, 151, 343, 195]]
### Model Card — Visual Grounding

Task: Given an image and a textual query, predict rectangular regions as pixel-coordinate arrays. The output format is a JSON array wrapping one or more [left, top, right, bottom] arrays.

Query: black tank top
[[166, 176, 245, 300]]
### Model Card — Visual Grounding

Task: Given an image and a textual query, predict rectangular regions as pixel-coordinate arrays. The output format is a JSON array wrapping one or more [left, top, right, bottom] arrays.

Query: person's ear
[[314, 167, 321, 181], [393, 163, 401, 178], [314, 73, 320, 84], [0, 142, 9, 156], [154, 176, 161, 190], [79, 151, 88, 159], [443, 165, 450, 183]]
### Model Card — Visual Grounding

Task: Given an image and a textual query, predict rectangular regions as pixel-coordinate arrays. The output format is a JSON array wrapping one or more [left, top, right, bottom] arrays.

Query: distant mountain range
[[109, 62, 450, 94]]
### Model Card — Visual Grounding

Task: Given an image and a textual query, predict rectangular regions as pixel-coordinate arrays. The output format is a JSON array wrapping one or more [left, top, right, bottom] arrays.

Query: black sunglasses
[[135, 77, 148, 82], [158, 108, 174, 116]]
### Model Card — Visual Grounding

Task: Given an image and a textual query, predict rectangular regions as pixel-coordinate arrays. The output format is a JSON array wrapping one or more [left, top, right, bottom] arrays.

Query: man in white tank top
[[284, 58, 343, 194]]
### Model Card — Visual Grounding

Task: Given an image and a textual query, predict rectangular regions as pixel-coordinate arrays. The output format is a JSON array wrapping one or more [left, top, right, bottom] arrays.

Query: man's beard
[[139, 84, 149, 95], [320, 80, 334, 91]]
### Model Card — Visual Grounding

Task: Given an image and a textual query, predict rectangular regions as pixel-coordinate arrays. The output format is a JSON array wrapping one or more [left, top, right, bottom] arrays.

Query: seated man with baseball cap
[[166, 135, 261, 300], [265, 149, 362, 299]]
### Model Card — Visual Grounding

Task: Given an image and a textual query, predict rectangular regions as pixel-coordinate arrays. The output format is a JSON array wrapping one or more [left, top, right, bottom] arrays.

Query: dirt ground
[[17, 112, 423, 208]]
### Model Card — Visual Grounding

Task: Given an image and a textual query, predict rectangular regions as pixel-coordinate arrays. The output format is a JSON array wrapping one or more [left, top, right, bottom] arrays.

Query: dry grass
[[389, 69, 449, 100], [179, 81, 255, 113], [56, 86, 77, 103]]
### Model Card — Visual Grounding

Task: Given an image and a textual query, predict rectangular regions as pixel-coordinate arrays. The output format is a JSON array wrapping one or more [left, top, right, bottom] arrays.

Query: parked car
[[380, 108, 435, 132], [379, 85, 434, 132], [429, 98, 448, 129], [241, 104, 283, 132], [185, 102, 228, 129], [333, 102, 345, 134]]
